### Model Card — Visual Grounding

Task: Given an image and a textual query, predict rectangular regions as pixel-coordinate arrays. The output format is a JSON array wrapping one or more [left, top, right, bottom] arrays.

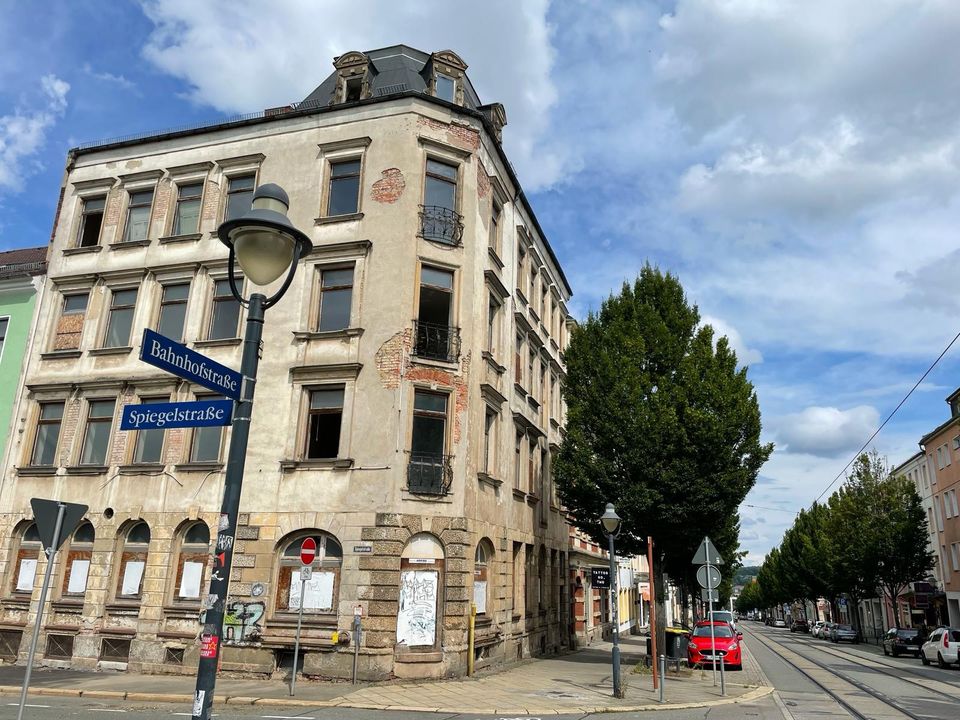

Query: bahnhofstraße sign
[[140, 328, 242, 400], [120, 399, 234, 431]]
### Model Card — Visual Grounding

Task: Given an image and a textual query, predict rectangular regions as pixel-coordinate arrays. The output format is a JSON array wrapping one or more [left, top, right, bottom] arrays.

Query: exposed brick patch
[[150, 178, 172, 237], [404, 352, 471, 443], [201, 180, 220, 224], [477, 160, 490, 200], [416, 116, 480, 151], [370, 168, 405, 204], [375, 329, 412, 389], [110, 387, 137, 466], [103, 188, 123, 228]]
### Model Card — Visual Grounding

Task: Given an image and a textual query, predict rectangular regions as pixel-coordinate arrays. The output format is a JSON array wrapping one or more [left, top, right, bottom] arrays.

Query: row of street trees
[[737, 452, 934, 630], [555, 266, 772, 652]]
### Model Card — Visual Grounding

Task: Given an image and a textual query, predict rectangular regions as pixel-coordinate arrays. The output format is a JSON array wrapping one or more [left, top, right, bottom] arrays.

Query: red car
[[687, 621, 743, 670]]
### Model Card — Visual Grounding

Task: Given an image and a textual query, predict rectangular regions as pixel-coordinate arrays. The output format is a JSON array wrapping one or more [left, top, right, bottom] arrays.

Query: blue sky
[[2, 0, 959, 563]]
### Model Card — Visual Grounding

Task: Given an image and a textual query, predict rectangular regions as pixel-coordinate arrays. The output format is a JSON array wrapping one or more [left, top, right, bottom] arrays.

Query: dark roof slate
[[0, 246, 47, 280]]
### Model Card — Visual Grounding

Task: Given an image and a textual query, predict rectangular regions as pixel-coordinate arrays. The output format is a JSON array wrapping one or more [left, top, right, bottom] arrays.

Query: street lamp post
[[601, 503, 622, 698], [191, 184, 312, 720]]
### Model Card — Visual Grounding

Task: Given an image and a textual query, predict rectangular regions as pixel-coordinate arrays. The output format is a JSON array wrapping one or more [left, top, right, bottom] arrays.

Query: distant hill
[[734, 566, 760, 585]]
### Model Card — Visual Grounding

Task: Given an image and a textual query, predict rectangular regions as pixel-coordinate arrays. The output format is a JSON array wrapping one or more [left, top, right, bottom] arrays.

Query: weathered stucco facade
[[0, 46, 575, 681]]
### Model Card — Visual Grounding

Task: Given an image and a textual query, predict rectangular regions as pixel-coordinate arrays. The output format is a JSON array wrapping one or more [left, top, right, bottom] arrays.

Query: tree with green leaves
[[555, 266, 772, 651]]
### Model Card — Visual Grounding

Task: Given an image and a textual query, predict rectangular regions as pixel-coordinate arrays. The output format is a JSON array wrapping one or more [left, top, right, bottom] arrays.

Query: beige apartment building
[[0, 45, 575, 681], [921, 388, 960, 627]]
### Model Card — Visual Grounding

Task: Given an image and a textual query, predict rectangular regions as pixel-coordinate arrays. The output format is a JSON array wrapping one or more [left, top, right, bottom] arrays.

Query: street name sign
[[120, 399, 234, 431], [692, 536, 724, 566], [696, 564, 722, 590], [140, 328, 242, 400]]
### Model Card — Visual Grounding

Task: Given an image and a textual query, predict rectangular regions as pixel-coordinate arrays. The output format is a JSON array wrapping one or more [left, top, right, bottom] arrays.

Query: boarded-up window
[[62, 521, 94, 597], [54, 293, 88, 351], [174, 522, 209, 601], [12, 523, 41, 596], [474, 542, 491, 616], [276, 533, 342, 615], [398, 533, 445, 648], [115, 522, 150, 599]]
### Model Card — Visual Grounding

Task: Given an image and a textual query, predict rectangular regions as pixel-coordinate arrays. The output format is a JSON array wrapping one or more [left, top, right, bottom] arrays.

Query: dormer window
[[344, 76, 362, 103], [436, 73, 456, 102]]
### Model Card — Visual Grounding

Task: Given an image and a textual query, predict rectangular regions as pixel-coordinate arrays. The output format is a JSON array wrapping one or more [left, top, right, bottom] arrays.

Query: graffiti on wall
[[397, 570, 438, 646], [222, 600, 264, 646]]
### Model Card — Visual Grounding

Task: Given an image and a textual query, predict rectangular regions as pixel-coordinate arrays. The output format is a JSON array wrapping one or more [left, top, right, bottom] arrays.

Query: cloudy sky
[[2, 0, 959, 564]]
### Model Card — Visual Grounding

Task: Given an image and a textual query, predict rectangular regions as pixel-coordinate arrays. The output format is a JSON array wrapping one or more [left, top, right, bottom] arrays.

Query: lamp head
[[600, 503, 621, 535], [217, 183, 312, 286]]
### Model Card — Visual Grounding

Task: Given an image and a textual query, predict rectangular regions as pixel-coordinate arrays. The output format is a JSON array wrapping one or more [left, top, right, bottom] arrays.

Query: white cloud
[[700, 314, 762, 365], [138, 0, 561, 188], [82, 64, 136, 91], [776, 405, 879, 458], [0, 74, 69, 191]]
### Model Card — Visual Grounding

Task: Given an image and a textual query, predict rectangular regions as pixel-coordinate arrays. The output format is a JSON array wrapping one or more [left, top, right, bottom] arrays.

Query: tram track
[[745, 625, 928, 720]]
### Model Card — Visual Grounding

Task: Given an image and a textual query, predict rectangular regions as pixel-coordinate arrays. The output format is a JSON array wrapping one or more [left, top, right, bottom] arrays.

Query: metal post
[[719, 644, 726, 696], [467, 603, 476, 676], [290, 574, 306, 696], [647, 536, 658, 691], [17, 503, 65, 720], [352, 615, 361, 684], [192, 293, 265, 720], [706, 538, 717, 688], [658, 654, 665, 703], [608, 532, 621, 698]]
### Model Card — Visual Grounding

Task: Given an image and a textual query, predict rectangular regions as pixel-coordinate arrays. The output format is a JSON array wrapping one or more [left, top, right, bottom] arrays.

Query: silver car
[[920, 627, 960, 668]]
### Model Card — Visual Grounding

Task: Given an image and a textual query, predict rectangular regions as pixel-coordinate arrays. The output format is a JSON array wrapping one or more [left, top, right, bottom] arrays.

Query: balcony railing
[[414, 320, 461, 363], [419, 205, 464, 246], [407, 453, 453, 495]]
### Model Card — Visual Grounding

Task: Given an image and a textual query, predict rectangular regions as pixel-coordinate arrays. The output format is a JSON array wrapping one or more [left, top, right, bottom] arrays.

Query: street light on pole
[[191, 184, 312, 720], [600, 503, 622, 698]]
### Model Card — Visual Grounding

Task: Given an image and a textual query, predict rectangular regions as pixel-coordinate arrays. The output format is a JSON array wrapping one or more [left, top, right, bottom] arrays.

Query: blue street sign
[[140, 328, 242, 400], [120, 399, 234, 431]]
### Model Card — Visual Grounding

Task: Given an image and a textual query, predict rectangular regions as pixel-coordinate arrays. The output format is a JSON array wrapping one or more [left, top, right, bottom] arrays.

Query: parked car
[[773, 618, 787, 628], [709, 610, 736, 631], [790, 619, 809, 633], [882, 628, 923, 658], [830, 624, 859, 643], [920, 626, 960, 668], [687, 621, 743, 670], [811, 620, 825, 636], [816, 622, 832, 639]]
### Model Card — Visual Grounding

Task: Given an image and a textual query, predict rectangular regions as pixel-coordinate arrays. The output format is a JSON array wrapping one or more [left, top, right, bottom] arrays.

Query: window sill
[[89, 346, 132, 356], [64, 465, 109, 475], [512, 487, 527, 501], [174, 462, 224, 472], [269, 614, 337, 629], [50, 599, 84, 612], [158, 233, 202, 244], [550, 338, 560, 352], [63, 245, 103, 256], [118, 463, 166, 473], [109, 240, 152, 249], [527, 395, 541, 411], [478, 472, 502, 488], [514, 382, 527, 397], [527, 494, 541, 506], [163, 604, 201, 619], [515, 288, 528, 306], [193, 337, 242, 348], [40, 350, 82, 360], [280, 458, 354, 471], [529, 308, 541, 325], [314, 212, 364, 225], [411, 354, 459, 370], [481, 351, 505, 374], [1, 599, 29, 611], [292, 328, 364, 341], [16, 465, 59, 476], [487, 246, 504, 269], [103, 603, 142, 616], [550, 418, 560, 430], [401, 489, 454, 504]]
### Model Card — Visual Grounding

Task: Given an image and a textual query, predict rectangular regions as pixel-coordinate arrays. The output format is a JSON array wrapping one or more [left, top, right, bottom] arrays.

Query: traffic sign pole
[[16, 503, 65, 720], [290, 565, 310, 696], [192, 293, 266, 720], [706, 538, 717, 689]]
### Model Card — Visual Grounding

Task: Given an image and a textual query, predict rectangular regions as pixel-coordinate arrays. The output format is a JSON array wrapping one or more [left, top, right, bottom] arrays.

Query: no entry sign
[[300, 537, 317, 566]]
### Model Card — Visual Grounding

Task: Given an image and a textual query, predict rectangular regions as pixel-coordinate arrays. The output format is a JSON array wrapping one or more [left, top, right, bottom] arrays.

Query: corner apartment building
[[0, 46, 575, 681], [921, 388, 960, 627]]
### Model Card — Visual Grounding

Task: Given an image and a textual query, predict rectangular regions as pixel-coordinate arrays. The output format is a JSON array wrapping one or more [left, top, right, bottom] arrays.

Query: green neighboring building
[[0, 247, 47, 468]]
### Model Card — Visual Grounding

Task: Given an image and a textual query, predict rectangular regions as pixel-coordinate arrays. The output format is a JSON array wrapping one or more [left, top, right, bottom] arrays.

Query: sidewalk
[[0, 634, 771, 714]]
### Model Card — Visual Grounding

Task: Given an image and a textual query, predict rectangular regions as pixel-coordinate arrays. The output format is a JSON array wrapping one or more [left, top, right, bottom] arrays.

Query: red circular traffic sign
[[300, 537, 317, 565]]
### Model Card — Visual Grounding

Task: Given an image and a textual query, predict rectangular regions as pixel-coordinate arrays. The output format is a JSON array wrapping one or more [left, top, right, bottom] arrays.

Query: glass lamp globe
[[232, 227, 296, 286], [600, 503, 621, 534]]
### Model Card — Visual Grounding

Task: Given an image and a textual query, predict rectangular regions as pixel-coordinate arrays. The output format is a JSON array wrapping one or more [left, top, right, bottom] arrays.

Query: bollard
[[719, 653, 726, 696], [658, 654, 665, 703]]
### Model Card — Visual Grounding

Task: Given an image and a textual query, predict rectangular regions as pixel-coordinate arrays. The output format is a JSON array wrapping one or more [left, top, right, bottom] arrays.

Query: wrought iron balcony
[[407, 453, 453, 495], [414, 320, 461, 363], [419, 205, 464, 246]]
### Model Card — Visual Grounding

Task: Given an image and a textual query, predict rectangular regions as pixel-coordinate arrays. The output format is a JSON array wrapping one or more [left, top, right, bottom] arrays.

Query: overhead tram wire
[[813, 328, 960, 504]]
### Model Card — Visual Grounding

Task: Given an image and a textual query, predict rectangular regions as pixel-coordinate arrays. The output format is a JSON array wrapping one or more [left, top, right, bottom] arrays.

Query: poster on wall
[[290, 570, 335, 610], [121, 561, 145, 596], [397, 570, 438, 646], [67, 559, 90, 594], [179, 561, 204, 599], [473, 580, 487, 614], [16, 559, 37, 592]]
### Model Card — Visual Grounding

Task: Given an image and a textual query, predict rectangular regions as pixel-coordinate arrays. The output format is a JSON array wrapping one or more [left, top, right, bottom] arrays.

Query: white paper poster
[[289, 570, 335, 610], [120, 560, 145, 596], [67, 559, 90, 594], [397, 570, 438, 647], [473, 580, 487, 614], [179, 561, 204, 599], [16, 559, 37, 592]]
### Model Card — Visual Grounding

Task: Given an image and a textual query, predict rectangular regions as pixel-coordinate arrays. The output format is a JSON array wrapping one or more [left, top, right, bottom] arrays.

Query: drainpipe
[[467, 602, 476, 675]]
